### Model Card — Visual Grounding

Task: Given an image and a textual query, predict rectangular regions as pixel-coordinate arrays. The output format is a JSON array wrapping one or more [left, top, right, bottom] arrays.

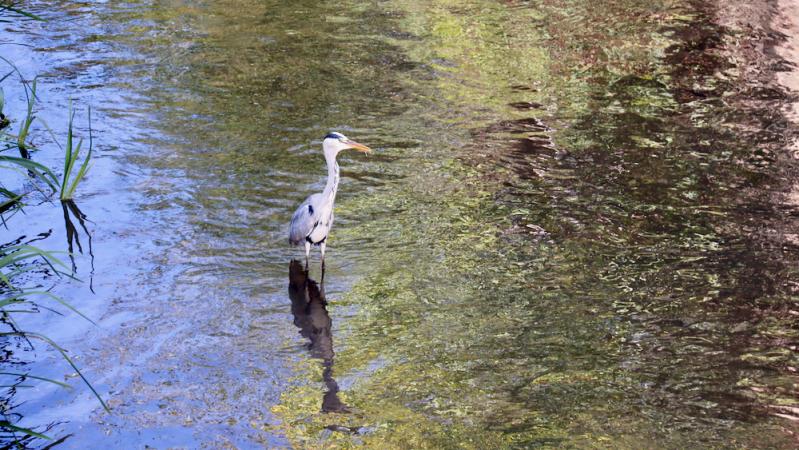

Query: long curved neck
[[323, 152, 340, 201]]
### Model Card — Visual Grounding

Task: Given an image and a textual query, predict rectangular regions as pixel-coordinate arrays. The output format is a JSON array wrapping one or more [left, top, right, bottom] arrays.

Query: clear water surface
[[0, 0, 797, 447]]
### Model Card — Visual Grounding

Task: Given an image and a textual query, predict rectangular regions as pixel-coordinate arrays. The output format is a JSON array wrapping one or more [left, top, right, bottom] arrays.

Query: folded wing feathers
[[289, 194, 321, 245]]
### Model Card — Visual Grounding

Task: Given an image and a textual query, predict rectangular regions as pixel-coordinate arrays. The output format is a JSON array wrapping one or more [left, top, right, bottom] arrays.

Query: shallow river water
[[1, 0, 798, 448]]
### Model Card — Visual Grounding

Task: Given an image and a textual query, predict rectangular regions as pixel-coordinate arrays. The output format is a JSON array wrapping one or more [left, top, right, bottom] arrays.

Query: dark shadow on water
[[287, 260, 349, 414], [60, 200, 94, 293]]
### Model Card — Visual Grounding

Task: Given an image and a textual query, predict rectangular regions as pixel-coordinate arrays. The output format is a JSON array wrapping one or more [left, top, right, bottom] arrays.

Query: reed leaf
[[0, 372, 71, 389], [0, 245, 69, 271], [16, 78, 35, 152], [0, 331, 109, 412], [0, 421, 50, 440], [5, 290, 97, 325], [0, 192, 22, 215], [59, 105, 91, 201], [0, 244, 70, 287], [0, 154, 58, 189], [0, 2, 44, 21]]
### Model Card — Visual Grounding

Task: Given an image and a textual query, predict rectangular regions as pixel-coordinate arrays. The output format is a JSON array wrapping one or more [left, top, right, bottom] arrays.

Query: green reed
[[59, 104, 92, 201]]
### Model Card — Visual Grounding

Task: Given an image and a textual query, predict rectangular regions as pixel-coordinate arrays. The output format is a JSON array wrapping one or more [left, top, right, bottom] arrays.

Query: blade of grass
[[59, 105, 92, 201], [0, 69, 13, 84], [0, 2, 45, 21], [0, 245, 73, 287], [0, 155, 58, 188], [0, 298, 24, 308], [0, 372, 71, 389], [0, 193, 22, 214], [0, 421, 51, 440], [0, 331, 109, 412], [34, 117, 63, 152], [16, 78, 36, 154], [1, 291, 94, 325], [0, 245, 70, 270], [12, 290, 96, 325], [59, 104, 75, 198]]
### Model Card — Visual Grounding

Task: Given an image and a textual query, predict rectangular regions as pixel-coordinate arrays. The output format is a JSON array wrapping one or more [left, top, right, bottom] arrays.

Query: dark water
[[1, 0, 797, 447]]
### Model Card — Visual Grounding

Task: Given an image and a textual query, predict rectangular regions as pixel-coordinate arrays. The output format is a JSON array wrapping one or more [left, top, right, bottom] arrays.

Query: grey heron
[[289, 132, 371, 266]]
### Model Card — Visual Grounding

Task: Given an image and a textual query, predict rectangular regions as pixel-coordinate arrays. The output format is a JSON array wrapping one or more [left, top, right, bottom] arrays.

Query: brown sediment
[[707, 0, 799, 436], [767, 0, 799, 432], [773, 0, 799, 104], [773, 0, 799, 213], [712, 0, 799, 239]]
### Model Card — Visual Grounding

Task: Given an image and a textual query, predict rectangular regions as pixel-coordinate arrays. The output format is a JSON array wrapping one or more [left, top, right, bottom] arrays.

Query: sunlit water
[[1, 0, 797, 447]]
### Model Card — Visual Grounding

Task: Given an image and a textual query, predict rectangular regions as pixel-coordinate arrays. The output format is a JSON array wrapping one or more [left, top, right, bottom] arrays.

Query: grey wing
[[289, 194, 321, 245]]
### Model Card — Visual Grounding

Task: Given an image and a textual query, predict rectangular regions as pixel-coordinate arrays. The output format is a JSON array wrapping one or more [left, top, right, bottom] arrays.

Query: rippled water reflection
[[287, 260, 349, 415], [1, 0, 797, 447]]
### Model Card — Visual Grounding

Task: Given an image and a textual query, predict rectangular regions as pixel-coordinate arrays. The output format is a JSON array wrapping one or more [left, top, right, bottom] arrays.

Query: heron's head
[[322, 132, 372, 156]]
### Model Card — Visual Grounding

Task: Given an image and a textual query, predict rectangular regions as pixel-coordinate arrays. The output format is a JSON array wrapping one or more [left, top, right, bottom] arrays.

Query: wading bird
[[289, 132, 371, 266]]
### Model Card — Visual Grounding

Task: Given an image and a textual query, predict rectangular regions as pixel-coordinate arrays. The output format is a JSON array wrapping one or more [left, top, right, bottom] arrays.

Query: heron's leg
[[320, 241, 326, 269], [304, 241, 311, 268]]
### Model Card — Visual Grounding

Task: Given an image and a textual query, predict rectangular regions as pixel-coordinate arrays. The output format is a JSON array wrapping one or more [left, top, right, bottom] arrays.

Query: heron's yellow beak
[[344, 139, 372, 154]]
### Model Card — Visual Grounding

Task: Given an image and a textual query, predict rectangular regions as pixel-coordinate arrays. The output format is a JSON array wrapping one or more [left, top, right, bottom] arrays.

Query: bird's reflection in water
[[288, 260, 349, 413]]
